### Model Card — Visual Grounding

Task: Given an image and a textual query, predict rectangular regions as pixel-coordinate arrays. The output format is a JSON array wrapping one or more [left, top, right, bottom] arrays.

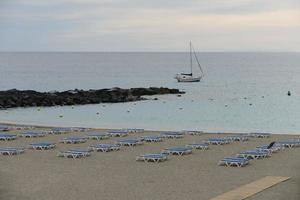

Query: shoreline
[[1, 120, 300, 136]]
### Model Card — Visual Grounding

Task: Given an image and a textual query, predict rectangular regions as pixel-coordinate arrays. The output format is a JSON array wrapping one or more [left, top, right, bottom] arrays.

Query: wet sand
[[1, 128, 299, 200]]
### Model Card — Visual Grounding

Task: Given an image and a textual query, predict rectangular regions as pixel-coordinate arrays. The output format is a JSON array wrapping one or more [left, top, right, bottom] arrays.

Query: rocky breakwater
[[0, 87, 184, 109]]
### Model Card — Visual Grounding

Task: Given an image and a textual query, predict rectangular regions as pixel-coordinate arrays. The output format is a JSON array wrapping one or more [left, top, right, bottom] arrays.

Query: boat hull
[[175, 74, 201, 82]]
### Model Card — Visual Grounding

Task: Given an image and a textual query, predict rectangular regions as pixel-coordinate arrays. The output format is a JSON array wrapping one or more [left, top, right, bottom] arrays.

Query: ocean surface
[[0, 52, 300, 134]]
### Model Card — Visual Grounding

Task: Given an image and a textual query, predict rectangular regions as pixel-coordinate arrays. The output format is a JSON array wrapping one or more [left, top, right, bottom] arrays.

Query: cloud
[[0, 0, 299, 51]]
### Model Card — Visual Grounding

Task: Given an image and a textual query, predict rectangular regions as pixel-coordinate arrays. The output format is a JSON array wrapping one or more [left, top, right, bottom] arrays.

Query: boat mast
[[191, 44, 204, 76], [190, 41, 193, 75]]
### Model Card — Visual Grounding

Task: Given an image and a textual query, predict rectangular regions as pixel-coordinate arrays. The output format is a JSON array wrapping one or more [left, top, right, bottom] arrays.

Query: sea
[[0, 52, 300, 134]]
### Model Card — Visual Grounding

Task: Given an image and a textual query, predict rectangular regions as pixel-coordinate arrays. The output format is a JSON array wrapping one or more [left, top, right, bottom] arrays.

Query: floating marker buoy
[[127, 110, 130, 113], [37, 108, 41, 111], [261, 96, 264, 98], [225, 105, 228, 107], [249, 103, 252, 106], [177, 95, 181, 97], [179, 108, 183, 110], [59, 115, 63, 118], [287, 91, 291, 96], [96, 112, 100, 115], [71, 106, 74, 109]]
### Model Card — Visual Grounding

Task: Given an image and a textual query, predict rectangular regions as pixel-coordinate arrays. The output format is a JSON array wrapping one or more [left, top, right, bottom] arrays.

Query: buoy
[[261, 96, 264, 98], [71, 106, 74, 109], [96, 112, 100, 115], [225, 105, 228, 107], [37, 108, 41, 111], [249, 103, 252, 106], [179, 108, 183, 110], [177, 95, 181, 97], [287, 91, 291, 96], [127, 110, 130, 113], [59, 115, 63, 118]]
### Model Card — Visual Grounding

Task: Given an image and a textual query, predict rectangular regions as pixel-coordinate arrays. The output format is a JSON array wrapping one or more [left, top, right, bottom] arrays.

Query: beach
[[1, 126, 299, 200]]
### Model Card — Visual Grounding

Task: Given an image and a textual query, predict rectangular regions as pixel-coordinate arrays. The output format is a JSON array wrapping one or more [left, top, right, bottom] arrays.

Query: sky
[[0, 0, 299, 52]]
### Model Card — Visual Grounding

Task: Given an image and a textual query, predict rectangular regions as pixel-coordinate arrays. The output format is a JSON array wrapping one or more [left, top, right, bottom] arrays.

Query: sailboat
[[175, 42, 204, 82]]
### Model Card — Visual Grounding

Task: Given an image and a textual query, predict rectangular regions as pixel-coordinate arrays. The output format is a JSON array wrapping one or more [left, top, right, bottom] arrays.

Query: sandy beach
[[0, 126, 299, 200]]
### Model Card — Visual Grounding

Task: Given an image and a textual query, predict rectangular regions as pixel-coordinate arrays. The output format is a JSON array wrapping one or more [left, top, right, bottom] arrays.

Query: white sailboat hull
[[175, 74, 202, 82]]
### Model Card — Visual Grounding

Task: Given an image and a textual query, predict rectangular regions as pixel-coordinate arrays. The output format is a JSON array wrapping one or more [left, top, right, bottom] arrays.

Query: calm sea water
[[0, 52, 300, 134]]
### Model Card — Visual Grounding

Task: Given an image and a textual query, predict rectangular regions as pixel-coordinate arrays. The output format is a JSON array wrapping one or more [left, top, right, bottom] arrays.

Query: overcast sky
[[0, 0, 299, 52]]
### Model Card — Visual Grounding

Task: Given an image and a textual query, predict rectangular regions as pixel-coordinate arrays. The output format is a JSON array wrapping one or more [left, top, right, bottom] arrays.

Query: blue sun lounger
[[249, 132, 271, 138], [237, 150, 270, 159], [0, 133, 17, 141], [87, 132, 110, 140], [107, 130, 129, 137], [58, 149, 91, 158], [29, 142, 56, 150], [0, 125, 10, 131], [206, 138, 230, 145], [50, 127, 73, 134], [20, 131, 46, 138], [277, 140, 300, 148], [125, 128, 145, 133], [256, 144, 281, 153], [60, 136, 87, 144], [160, 132, 184, 139], [182, 130, 204, 135], [88, 144, 121, 152], [0, 147, 25, 155], [162, 146, 193, 155], [186, 143, 209, 150], [136, 153, 168, 162], [218, 157, 249, 167], [117, 138, 143, 146], [225, 135, 249, 142], [142, 135, 163, 142]]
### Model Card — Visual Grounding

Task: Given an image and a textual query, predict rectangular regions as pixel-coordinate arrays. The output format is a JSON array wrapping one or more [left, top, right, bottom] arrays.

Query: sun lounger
[[107, 130, 129, 137], [117, 138, 143, 146], [57, 149, 91, 159], [160, 132, 184, 139], [206, 138, 230, 145], [0, 125, 10, 131], [162, 147, 193, 155], [0, 133, 17, 141], [249, 132, 271, 138], [276, 140, 300, 148], [186, 143, 209, 150], [0, 147, 25, 155], [20, 131, 46, 138], [182, 130, 204, 135], [225, 135, 249, 142], [237, 150, 270, 159], [60, 137, 87, 144], [256, 144, 281, 153], [136, 153, 168, 162], [50, 127, 72, 134], [87, 132, 110, 140], [88, 144, 121, 152], [142, 135, 163, 142], [125, 128, 144, 133], [218, 157, 249, 167], [29, 142, 56, 150]]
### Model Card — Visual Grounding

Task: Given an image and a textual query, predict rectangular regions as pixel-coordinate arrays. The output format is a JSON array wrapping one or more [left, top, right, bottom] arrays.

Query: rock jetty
[[0, 87, 184, 109]]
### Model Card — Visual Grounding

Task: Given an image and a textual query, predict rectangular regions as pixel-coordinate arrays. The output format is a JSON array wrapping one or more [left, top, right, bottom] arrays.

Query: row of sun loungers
[[218, 138, 300, 167]]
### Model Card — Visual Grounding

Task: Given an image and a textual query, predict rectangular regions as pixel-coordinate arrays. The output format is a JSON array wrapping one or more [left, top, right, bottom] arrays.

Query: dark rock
[[0, 87, 184, 109]]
